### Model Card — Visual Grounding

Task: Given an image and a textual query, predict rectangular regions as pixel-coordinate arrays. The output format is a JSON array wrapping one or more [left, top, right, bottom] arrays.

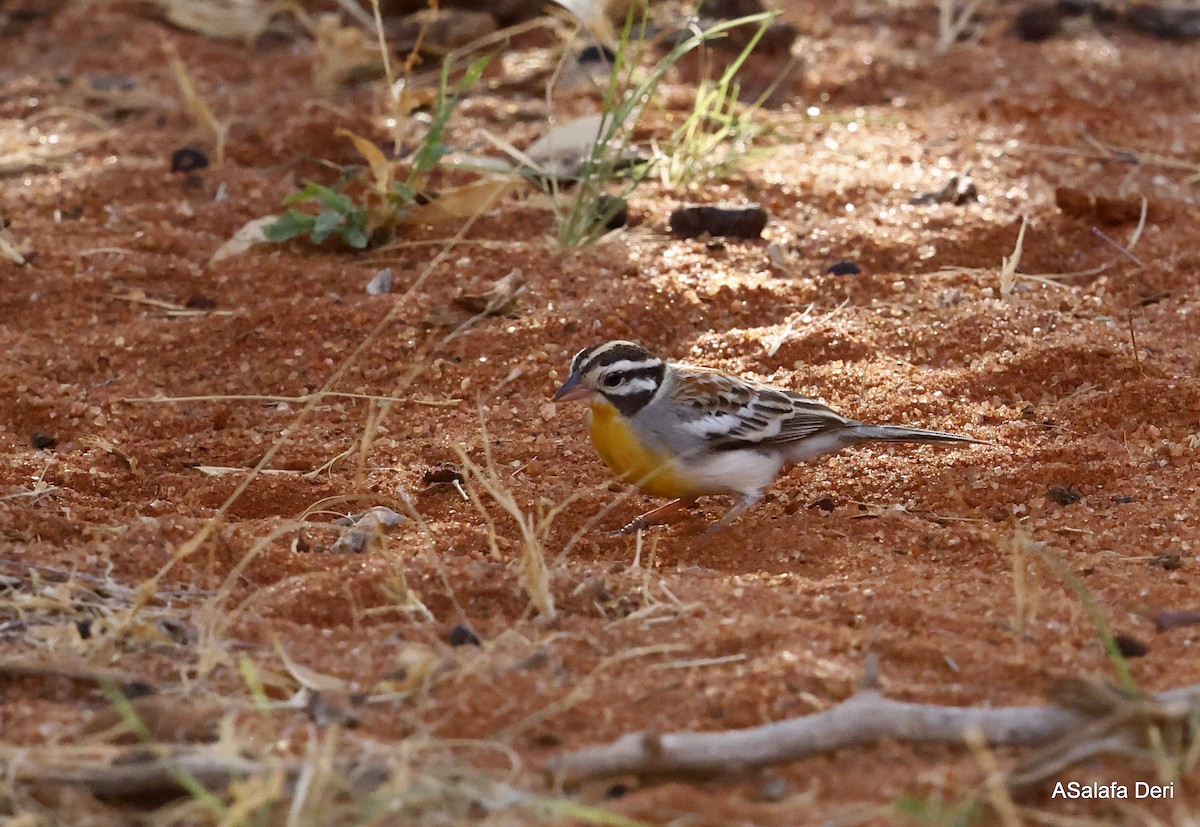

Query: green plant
[[553, 10, 773, 246], [264, 180, 371, 248], [265, 54, 491, 249], [654, 13, 778, 185]]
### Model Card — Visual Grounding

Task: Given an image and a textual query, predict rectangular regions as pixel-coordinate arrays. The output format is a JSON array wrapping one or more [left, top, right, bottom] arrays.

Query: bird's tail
[[847, 424, 986, 445]]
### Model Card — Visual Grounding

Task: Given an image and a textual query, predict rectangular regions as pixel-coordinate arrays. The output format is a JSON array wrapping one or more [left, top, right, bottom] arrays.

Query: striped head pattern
[[553, 341, 666, 416]]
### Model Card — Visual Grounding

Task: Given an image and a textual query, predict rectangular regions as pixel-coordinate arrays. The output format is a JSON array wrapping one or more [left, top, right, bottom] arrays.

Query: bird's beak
[[553, 373, 591, 402]]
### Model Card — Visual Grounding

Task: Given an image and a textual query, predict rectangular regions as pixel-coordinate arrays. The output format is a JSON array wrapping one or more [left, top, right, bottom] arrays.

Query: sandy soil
[[1, 1, 1198, 823]]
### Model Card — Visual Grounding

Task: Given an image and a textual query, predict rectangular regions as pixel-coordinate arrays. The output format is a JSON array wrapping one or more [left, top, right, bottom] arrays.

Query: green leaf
[[310, 210, 344, 243], [282, 181, 353, 215], [458, 53, 493, 91], [263, 209, 316, 242], [281, 181, 326, 206], [390, 181, 416, 205], [339, 221, 369, 249], [410, 53, 493, 180], [311, 187, 353, 215]]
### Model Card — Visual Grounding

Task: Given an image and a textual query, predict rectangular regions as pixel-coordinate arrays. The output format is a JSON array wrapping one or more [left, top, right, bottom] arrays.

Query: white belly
[[680, 448, 784, 498]]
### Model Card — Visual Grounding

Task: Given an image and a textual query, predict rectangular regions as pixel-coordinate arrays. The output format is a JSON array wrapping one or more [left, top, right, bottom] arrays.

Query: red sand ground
[[1, 1, 1198, 823]]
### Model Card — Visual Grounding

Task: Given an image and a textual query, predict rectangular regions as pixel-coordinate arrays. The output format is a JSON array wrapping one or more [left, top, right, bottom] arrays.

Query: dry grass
[[998, 215, 1027, 300], [936, 0, 985, 52], [164, 41, 231, 166]]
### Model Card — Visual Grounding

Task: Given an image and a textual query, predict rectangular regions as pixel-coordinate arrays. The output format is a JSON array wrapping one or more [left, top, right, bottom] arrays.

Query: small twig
[[1091, 226, 1145, 267], [547, 681, 1200, 784], [9, 753, 275, 798], [1128, 311, 1144, 376], [999, 216, 1027, 299], [646, 654, 747, 672], [123, 392, 460, 408], [765, 301, 822, 357], [1127, 197, 1149, 252], [936, 0, 982, 52]]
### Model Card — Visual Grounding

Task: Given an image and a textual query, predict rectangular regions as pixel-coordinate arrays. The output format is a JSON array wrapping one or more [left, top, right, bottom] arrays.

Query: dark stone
[[825, 260, 861, 276], [170, 147, 209, 173], [669, 203, 768, 239]]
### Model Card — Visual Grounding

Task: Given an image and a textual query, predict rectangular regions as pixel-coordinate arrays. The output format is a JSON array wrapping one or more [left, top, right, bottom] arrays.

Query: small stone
[[423, 465, 464, 488], [170, 147, 209, 173], [766, 242, 792, 271], [367, 268, 393, 295], [825, 260, 861, 276], [1149, 553, 1182, 570], [759, 774, 789, 802], [448, 624, 481, 647], [1112, 634, 1149, 658], [1014, 3, 1063, 40], [31, 431, 56, 449], [1155, 610, 1200, 632], [1126, 5, 1200, 39], [120, 681, 156, 699], [1047, 486, 1082, 506]]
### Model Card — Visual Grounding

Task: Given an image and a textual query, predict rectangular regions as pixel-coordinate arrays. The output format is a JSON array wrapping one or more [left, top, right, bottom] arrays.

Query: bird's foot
[[614, 498, 692, 535], [614, 517, 649, 536]]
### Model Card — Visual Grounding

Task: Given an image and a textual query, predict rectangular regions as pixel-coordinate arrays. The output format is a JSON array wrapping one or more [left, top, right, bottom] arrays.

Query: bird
[[552, 340, 986, 533]]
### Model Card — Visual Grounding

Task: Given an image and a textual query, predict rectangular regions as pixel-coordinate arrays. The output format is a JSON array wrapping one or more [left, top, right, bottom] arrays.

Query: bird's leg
[[618, 498, 694, 535], [702, 491, 763, 535]]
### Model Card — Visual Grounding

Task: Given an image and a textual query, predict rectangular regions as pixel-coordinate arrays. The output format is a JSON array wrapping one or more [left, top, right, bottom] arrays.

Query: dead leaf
[[391, 84, 438, 118], [550, 0, 617, 48], [524, 114, 606, 180], [0, 226, 30, 265], [274, 638, 354, 693], [80, 436, 140, 474], [210, 215, 277, 262], [193, 465, 295, 477], [402, 178, 521, 224], [336, 127, 393, 194], [453, 268, 525, 315], [422, 269, 526, 327]]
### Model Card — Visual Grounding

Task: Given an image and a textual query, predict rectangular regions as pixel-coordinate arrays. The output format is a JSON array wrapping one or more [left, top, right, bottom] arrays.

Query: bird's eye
[[602, 374, 622, 388]]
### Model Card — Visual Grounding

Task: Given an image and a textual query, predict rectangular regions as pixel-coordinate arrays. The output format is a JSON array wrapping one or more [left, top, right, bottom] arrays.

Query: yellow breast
[[586, 400, 699, 499]]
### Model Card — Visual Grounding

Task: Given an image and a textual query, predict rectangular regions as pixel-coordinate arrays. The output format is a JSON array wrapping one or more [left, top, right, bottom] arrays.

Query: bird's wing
[[670, 366, 854, 449]]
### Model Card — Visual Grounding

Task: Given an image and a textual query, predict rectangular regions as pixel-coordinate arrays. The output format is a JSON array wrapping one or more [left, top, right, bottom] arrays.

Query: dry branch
[[546, 679, 1200, 784], [11, 753, 276, 798]]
